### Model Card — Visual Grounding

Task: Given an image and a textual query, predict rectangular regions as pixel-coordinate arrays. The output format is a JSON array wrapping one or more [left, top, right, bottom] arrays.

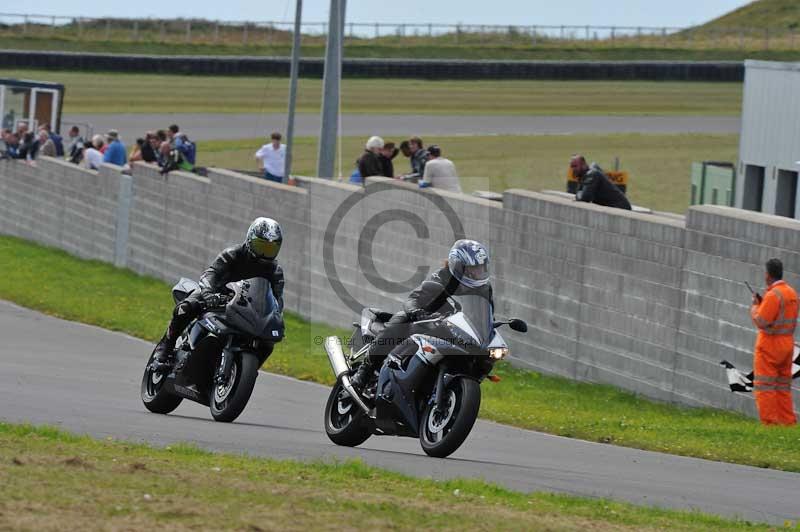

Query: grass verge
[[2, 35, 800, 62], [0, 68, 743, 116], [2, 235, 800, 473], [0, 422, 768, 530], [200, 133, 739, 214]]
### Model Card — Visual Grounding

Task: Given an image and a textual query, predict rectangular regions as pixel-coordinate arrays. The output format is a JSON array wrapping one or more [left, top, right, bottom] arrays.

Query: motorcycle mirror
[[508, 318, 528, 333]]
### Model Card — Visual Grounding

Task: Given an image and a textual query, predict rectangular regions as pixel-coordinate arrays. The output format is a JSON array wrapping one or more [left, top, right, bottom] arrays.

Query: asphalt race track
[[2, 300, 798, 525], [64, 113, 740, 143]]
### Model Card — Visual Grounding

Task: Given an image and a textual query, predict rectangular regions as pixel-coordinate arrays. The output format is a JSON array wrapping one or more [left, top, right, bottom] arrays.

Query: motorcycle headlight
[[489, 347, 509, 360]]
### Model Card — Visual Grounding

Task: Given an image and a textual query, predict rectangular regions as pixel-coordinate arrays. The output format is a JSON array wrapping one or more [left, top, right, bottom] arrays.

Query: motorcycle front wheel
[[141, 351, 183, 414], [419, 377, 481, 458], [209, 351, 259, 422], [324, 382, 372, 447]]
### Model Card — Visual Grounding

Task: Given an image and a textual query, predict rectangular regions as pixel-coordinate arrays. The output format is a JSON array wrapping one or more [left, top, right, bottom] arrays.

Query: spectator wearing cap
[[358, 136, 386, 179], [420, 145, 461, 193], [102, 130, 127, 166], [255, 132, 286, 183]]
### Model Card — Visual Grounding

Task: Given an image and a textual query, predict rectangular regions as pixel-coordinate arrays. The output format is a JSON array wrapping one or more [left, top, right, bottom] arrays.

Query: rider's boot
[[350, 357, 375, 391], [151, 327, 179, 371]]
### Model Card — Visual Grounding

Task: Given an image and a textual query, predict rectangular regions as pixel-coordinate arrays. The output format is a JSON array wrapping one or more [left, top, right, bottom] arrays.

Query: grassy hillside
[[694, 0, 800, 31]]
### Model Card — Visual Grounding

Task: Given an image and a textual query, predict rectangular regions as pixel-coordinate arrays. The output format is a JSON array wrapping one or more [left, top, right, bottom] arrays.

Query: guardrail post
[[185, 21, 191, 43], [132, 20, 139, 41], [105, 19, 111, 40], [159, 20, 165, 41], [51, 16, 56, 35], [77, 17, 83, 39], [662, 27, 667, 47], [531, 25, 536, 46], [764, 27, 769, 50], [214, 21, 219, 43], [611, 26, 615, 44], [22, 15, 28, 35], [243, 23, 248, 45]]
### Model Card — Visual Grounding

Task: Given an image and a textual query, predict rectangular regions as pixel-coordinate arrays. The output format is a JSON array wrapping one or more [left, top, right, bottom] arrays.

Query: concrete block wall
[[3, 158, 799, 417]]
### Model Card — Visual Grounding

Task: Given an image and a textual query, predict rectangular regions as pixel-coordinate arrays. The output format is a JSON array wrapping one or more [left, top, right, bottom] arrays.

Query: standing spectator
[[41, 123, 64, 156], [66, 126, 84, 164], [357, 136, 385, 179], [167, 124, 181, 146], [254, 132, 286, 183], [420, 145, 461, 192], [38, 128, 57, 158], [129, 138, 146, 162], [18, 132, 39, 161], [407, 136, 430, 179], [379, 141, 399, 178], [3, 132, 20, 159], [103, 130, 127, 166], [570, 154, 631, 210], [85, 135, 104, 170], [750, 258, 798, 425], [141, 132, 159, 163]]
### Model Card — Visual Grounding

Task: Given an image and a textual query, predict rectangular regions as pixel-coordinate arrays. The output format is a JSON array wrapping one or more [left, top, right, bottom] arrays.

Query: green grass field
[[0, 423, 766, 530], [3, 235, 800, 473], [0, 69, 743, 116], [199, 134, 739, 214], [3, 36, 800, 61]]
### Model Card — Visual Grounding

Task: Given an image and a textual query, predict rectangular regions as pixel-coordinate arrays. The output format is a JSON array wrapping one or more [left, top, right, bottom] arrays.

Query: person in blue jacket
[[103, 130, 127, 166]]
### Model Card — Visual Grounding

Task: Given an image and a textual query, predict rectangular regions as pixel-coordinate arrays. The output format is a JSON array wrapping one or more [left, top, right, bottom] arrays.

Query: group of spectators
[[351, 135, 461, 193], [1, 121, 198, 176]]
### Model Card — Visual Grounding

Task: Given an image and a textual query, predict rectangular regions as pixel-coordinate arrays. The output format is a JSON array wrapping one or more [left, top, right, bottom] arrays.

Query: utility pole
[[316, 0, 346, 179], [284, 0, 302, 181]]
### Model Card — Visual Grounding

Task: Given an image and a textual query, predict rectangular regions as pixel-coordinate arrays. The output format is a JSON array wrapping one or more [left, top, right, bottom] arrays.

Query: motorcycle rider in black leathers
[[152, 217, 285, 370], [351, 239, 494, 390]]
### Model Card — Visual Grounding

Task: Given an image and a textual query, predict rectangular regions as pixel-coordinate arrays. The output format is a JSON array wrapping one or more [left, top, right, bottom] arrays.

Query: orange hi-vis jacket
[[750, 280, 798, 425]]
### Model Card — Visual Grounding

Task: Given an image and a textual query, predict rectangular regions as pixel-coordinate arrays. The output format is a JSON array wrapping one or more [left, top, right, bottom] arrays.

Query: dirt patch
[[11, 457, 24, 466], [62, 456, 92, 469], [128, 462, 147, 472]]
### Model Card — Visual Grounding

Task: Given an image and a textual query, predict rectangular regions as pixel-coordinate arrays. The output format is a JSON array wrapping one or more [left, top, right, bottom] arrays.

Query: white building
[[736, 60, 800, 218]]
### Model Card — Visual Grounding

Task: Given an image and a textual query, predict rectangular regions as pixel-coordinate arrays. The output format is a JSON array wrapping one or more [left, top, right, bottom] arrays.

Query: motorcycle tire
[[141, 353, 183, 414], [324, 382, 372, 447], [419, 377, 481, 458], [210, 351, 259, 423]]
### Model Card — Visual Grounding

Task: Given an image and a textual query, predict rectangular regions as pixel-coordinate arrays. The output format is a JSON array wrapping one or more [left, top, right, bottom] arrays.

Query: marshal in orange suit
[[750, 258, 798, 426]]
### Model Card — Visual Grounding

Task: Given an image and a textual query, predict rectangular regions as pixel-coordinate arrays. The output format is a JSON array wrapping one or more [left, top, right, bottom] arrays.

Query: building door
[[30, 88, 59, 131]]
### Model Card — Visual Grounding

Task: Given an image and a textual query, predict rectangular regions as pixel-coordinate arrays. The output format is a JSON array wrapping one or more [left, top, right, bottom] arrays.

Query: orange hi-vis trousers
[[751, 280, 798, 426]]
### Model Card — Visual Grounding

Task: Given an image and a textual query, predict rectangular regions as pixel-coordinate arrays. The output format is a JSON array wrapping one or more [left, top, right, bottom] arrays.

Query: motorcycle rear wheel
[[419, 377, 481, 458], [324, 382, 372, 447], [209, 351, 259, 423], [141, 352, 183, 414]]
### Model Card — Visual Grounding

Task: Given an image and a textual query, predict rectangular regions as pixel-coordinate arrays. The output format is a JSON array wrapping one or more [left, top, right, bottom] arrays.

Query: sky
[[11, 0, 752, 29]]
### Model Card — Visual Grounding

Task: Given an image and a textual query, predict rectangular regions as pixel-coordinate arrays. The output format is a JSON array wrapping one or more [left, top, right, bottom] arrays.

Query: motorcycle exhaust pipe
[[323, 336, 373, 418]]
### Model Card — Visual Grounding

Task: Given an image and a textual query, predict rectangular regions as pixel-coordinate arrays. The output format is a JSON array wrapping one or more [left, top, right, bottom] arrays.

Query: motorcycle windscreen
[[225, 278, 284, 339], [451, 294, 494, 348]]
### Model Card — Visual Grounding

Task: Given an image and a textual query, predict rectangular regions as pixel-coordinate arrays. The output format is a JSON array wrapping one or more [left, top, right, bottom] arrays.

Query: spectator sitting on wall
[[85, 135, 104, 170], [167, 124, 182, 148], [570, 154, 631, 210], [379, 141, 399, 178], [41, 123, 64, 157], [420, 145, 461, 193], [358, 136, 386, 179], [38, 128, 57, 158], [103, 130, 127, 166], [66, 126, 84, 164], [254, 132, 286, 183]]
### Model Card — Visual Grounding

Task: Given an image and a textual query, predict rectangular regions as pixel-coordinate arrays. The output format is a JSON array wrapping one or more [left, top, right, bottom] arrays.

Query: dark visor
[[250, 238, 280, 259]]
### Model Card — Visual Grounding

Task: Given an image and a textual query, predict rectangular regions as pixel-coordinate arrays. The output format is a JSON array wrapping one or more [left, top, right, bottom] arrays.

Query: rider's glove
[[204, 292, 229, 309], [408, 309, 438, 322]]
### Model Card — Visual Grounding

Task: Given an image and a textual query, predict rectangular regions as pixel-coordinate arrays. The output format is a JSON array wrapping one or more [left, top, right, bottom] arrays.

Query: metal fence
[[1, 12, 799, 50]]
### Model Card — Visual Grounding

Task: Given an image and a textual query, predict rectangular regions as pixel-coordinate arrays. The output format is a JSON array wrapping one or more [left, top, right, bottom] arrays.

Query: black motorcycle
[[141, 277, 284, 422], [323, 285, 527, 458]]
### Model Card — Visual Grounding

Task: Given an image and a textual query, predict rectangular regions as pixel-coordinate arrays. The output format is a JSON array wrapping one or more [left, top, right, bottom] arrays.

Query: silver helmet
[[447, 239, 490, 288], [245, 217, 282, 260]]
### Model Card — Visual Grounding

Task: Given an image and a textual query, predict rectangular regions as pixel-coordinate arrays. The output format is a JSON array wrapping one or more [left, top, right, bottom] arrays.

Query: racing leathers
[[153, 244, 285, 364]]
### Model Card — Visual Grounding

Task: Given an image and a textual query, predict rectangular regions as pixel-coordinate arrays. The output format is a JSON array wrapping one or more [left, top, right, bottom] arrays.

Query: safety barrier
[[0, 50, 745, 81], [2, 156, 797, 417]]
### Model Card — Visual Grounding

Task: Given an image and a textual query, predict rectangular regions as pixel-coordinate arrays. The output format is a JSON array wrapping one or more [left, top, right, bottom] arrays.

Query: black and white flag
[[720, 345, 800, 393]]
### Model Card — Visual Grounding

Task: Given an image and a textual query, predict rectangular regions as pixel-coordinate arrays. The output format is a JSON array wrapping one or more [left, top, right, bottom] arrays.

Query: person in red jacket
[[750, 258, 798, 425]]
